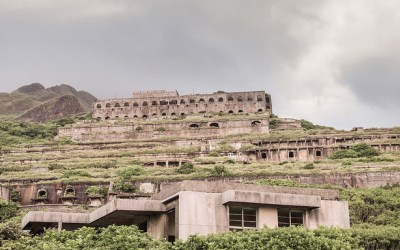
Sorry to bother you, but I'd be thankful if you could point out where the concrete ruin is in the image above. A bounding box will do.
[92,90,272,120]
[21,181,349,241]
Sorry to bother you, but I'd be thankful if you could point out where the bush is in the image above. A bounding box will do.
[303,163,315,169]
[269,118,280,129]
[0,199,18,223]
[340,184,400,226]
[61,170,91,179]
[208,152,219,157]
[174,227,360,250]
[224,159,235,164]
[211,165,228,177]
[85,186,108,197]
[1,225,171,249]
[135,126,143,131]
[113,181,136,193]
[330,143,380,159]
[155,127,166,132]
[116,166,146,179]
[176,163,195,174]
[300,119,334,130]
[0,221,23,242]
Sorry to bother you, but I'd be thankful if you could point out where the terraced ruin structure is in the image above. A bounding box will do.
[1,89,400,239]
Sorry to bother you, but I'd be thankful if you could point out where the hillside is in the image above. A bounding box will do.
[0,83,97,121]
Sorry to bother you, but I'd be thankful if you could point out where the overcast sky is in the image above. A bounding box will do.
[1,0,399,129]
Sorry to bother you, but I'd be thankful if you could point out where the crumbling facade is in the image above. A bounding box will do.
[92,90,272,120]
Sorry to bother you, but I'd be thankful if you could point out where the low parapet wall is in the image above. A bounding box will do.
[57,117,269,142]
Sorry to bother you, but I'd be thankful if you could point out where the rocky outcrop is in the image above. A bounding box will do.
[0,83,97,121]
[18,95,85,122]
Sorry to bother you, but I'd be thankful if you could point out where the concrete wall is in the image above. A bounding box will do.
[258,207,278,228]
[0,186,9,200]
[178,191,228,239]
[57,118,269,142]
[306,200,350,229]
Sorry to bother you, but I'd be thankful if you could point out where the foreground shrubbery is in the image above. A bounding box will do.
[174,227,360,250]
[0,225,170,250]
[1,225,399,250]
[341,184,400,226]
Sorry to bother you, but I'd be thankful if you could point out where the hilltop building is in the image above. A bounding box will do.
[92,90,272,120]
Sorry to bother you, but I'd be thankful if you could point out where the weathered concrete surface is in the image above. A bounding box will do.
[147,213,167,240]
[221,190,321,208]
[306,200,350,229]
[57,117,269,141]
[22,211,89,228]
[178,191,228,239]
[22,199,165,230]
[152,180,339,201]
[258,207,278,228]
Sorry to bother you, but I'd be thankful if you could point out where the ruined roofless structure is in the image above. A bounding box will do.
[92,90,272,120]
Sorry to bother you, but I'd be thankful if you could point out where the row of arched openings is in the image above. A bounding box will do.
[96,95,264,108]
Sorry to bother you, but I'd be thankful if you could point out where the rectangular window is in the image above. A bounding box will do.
[278,209,304,227]
[229,206,257,231]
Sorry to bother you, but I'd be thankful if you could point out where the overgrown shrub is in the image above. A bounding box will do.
[0,200,18,223]
[61,170,91,179]
[113,181,136,193]
[303,163,315,169]
[85,186,108,197]
[210,165,228,177]
[173,227,360,250]
[155,127,166,132]
[1,225,170,250]
[176,163,195,174]
[330,143,380,159]
[116,165,146,179]
[0,221,23,242]
[340,184,400,226]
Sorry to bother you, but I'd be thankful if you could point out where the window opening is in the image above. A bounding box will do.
[209,123,219,128]
[278,209,304,227]
[229,206,257,231]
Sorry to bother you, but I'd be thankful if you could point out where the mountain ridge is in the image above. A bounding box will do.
[0,83,97,121]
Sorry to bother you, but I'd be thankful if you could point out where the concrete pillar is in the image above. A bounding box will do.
[58,222,62,232]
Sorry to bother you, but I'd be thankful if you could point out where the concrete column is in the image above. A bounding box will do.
[58,222,62,232]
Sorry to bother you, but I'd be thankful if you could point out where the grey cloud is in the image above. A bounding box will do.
[0,0,399,129]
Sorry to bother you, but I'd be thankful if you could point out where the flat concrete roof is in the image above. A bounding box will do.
[151,180,339,201]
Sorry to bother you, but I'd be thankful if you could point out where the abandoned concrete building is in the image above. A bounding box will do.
[20,181,349,240]
[92,90,272,120]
